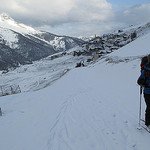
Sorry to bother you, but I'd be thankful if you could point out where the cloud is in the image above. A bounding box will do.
[69,0,113,21]
[115,4,150,25]
[39,20,119,37]
[1,1,149,36]
[0,0,113,26]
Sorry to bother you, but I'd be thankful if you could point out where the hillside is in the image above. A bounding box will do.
[0,25,150,149]
[0,13,84,70]
[1,22,150,94]
[0,51,91,93]
[77,22,150,58]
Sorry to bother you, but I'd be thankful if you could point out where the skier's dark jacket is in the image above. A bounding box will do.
[137,64,150,94]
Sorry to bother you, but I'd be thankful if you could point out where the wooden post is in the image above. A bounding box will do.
[0,86,3,96]
[10,86,13,94]
[18,85,21,93]
[0,107,2,116]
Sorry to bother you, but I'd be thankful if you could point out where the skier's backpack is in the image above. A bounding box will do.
[141,56,148,72]
[139,56,150,87]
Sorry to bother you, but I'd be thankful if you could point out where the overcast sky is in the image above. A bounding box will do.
[0,0,150,37]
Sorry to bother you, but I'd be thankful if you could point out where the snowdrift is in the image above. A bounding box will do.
[0,33,150,149]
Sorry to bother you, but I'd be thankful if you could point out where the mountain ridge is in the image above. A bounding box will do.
[0,13,84,70]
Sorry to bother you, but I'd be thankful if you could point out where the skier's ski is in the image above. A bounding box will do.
[141,125,150,133]
[140,119,145,123]
[138,119,150,133]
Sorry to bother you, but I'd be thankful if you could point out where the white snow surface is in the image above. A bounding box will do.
[49,37,66,50]
[0,52,90,92]
[109,32,150,58]
[0,31,150,150]
[0,13,77,51]
[0,27,19,49]
[0,13,40,49]
[0,13,39,35]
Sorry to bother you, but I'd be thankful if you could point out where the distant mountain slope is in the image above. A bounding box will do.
[0,13,84,70]
[77,22,150,58]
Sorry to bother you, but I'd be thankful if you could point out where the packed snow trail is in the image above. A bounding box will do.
[0,58,150,150]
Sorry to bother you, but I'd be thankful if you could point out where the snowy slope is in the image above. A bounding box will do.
[0,27,19,49]
[123,22,150,38]
[0,50,91,92]
[0,13,84,70]
[0,13,39,35]
[0,30,150,150]
[104,31,150,61]
[0,13,83,50]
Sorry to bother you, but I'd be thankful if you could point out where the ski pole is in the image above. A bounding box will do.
[139,86,143,127]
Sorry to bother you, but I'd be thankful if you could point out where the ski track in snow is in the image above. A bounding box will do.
[46,88,143,150]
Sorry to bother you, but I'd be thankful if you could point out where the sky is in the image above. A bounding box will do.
[0,0,150,37]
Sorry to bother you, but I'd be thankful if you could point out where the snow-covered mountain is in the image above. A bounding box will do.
[0,21,150,150]
[78,35,95,41]
[0,13,84,70]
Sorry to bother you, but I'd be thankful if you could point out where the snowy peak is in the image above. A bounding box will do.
[0,13,84,70]
[0,13,38,34]
[0,13,14,21]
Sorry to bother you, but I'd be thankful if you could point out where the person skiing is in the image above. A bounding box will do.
[137,54,150,129]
